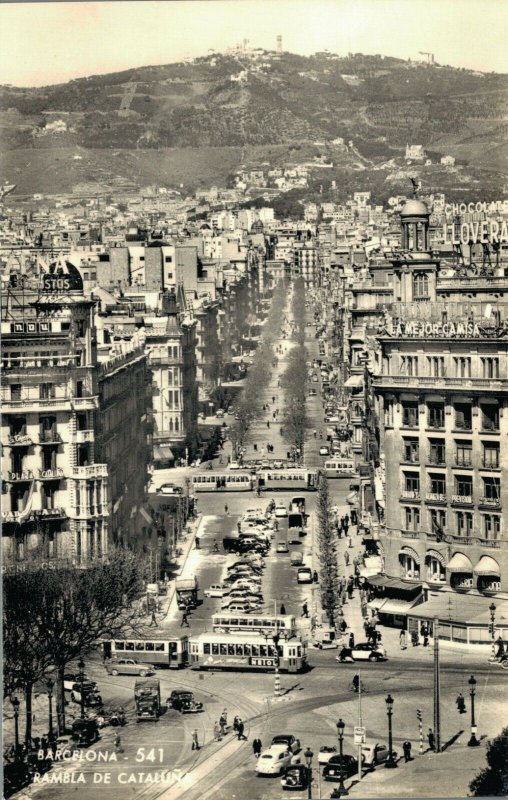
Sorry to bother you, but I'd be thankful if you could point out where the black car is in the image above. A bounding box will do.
[323,754,358,781]
[72,718,100,746]
[167,690,203,713]
[4,762,32,798]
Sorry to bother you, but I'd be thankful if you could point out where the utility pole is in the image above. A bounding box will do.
[357,668,363,780]
[433,616,441,753]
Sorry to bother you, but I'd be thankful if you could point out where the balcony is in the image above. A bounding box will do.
[427,421,445,431]
[148,355,182,367]
[72,396,99,410]
[401,530,420,539]
[454,458,473,469]
[401,490,420,501]
[426,492,447,504]
[453,421,472,432]
[73,429,94,444]
[481,458,500,470]
[71,464,108,479]
[478,538,501,549]
[7,433,33,447]
[374,375,506,392]
[70,505,107,519]
[38,468,64,480]
[2,470,34,482]
[479,496,501,509]
[450,534,473,545]
[39,431,63,445]
[451,494,473,506]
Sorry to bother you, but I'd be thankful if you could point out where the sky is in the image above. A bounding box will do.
[1,0,507,87]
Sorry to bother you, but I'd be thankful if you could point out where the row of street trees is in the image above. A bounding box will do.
[316,474,342,626]
[231,281,287,452]
[3,549,146,740]
[281,278,308,456]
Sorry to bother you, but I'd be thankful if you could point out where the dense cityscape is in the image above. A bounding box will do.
[2,18,508,800]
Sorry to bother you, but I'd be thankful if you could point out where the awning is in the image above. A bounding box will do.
[446,552,473,573]
[377,598,416,616]
[399,545,421,565]
[425,549,447,567]
[154,444,175,462]
[374,476,384,505]
[473,556,501,577]
[365,575,422,595]
[344,375,364,388]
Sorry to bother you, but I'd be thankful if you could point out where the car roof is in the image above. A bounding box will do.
[266,744,290,753]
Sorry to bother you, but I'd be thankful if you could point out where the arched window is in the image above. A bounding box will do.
[425,553,446,582]
[413,272,429,300]
[399,550,420,579]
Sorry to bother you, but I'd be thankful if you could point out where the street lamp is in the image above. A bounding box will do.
[78,657,86,720]
[335,718,349,796]
[304,747,314,800]
[273,633,281,697]
[385,694,397,768]
[46,678,54,736]
[10,696,20,759]
[489,603,497,661]
[468,675,480,747]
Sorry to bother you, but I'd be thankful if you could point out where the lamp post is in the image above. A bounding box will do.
[78,657,86,720]
[304,747,314,800]
[489,603,497,661]
[46,678,54,736]
[11,696,20,759]
[468,675,480,747]
[273,633,281,697]
[335,718,349,796]
[385,694,397,768]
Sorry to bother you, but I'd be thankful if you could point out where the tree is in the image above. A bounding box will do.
[470,728,508,796]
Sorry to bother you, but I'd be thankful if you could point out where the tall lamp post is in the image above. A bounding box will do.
[467,675,480,747]
[489,603,497,661]
[11,696,20,759]
[304,747,314,800]
[46,678,54,736]
[273,633,281,697]
[78,657,86,720]
[335,718,349,797]
[385,694,397,768]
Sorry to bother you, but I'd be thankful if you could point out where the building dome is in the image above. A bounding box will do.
[400,199,429,217]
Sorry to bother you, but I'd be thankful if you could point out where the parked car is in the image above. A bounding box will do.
[203,584,229,598]
[276,541,289,553]
[256,745,301,776]
[271,735,300,754]
[318,745,338,765]
[297,567,313,584]
[158,483,182,495]
[68,682,102,706]
[361,742,397,768]
[275,504,288,517]
[71,718,100,745]
[336,642,387,663]
[106,659,155,677]
[323,754,358,781]
[228,461,241,470]
[319,445,330,456]
[63,673,97,692]
[216,409,225,418]
[281,764,310,790]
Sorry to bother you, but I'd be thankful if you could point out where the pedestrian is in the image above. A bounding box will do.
[219,712,227,736]
[340,618,348,634]
[280,603,286,615]
[254,443,258,452]
[456,693,466,714]
[192,729,200,750]
[302,601,309,618]
[348,632,355,648]
[114,733,123,753]
[427,729,435,752]
[399,629,408,650]
[149,609,158,627]
[344,551,350,566]
[224,503,229,514]
[411,629,420,647]
[233,716,240,734]
[214,721,222,741]
[181,610,190,627]
[253,738,262,757]
[237,720,246,740]
[402,740,412,762]
[422,625,430,647]
[267,420,270,428]
[313,570,318,583]
[272,396,275,404]
[195,536,200,549]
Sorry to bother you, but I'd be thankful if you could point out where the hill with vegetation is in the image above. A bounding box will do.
[1,50,506,197]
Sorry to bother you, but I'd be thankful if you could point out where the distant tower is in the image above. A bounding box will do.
[276,35,282,54]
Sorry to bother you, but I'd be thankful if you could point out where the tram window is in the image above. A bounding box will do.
[244,644,251,655]
[135,642,145,651]
[115,642,125,651]
[145,642,155,652]
[204,643,211,655]
[260,645,267,657]
[297,647,302,656]
[220,644,228,655]
[228,644,235,655]
[155,643,164,652]
[267,645,275,656]
[231,618,239,626]
[212,643,219,655]
[235,644,243,656]
[125,642,134,651]
[251,644,259,656]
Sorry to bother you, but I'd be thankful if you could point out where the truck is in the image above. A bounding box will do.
[288,512,305,543]
[134,678,160,721]
[290,550,304,566]
[175,577,198,610]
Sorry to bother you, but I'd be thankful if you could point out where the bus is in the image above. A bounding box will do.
[104,635,188,669]
[191,472,253,492]
[257,469,317,491]
[212,612,297,637]
[188,633,307,673]
[324,459,357,478]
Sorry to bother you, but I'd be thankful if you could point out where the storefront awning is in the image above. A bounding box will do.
[425,549,447,567]
[366,575,422,595]
[377,598,417,616]
[446,552,473,573]
[154,444,175,462]
[473,556,500,577]
[344,375,364,388]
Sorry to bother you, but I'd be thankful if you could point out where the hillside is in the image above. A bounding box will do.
[1,50,507,197]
